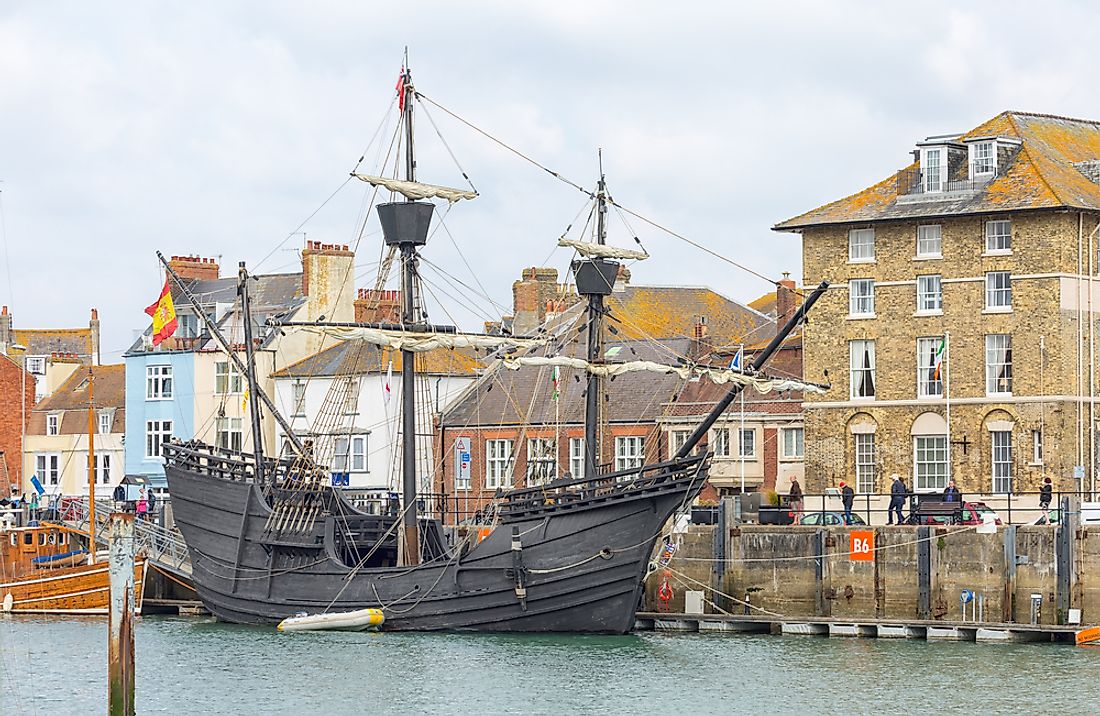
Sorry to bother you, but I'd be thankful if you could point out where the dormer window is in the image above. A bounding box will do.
[922,148,943,192]
[971,141,995,176]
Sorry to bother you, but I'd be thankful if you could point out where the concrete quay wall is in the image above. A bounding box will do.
[653,524,1093,626]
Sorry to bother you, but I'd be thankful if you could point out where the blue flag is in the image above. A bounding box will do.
[30,476,45,495]
[729,346,744,372]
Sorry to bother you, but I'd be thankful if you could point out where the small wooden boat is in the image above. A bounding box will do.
[0,523,146,614]
[277,608,385,632]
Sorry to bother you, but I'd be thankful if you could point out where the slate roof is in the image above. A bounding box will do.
[126,272,305,355]
[29,364,126,435]
[272,340,481,378]
[442,337,691,427]
[774,111,1100,231]
[15,328,93,358]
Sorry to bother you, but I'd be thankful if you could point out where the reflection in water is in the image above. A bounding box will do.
[0,616,1093,715]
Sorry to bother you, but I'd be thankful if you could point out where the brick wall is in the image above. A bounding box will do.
[0,357,35,496]
[799,210,1100,494]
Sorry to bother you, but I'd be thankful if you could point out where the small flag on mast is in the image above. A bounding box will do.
[396,67,407,112]
[144,278,178,347]
[932,338,946,382]
[383,360,394,405]
[551,366,560,401]
[729,346,744,372]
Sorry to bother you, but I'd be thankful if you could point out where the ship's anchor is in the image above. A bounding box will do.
[511,527,527,611]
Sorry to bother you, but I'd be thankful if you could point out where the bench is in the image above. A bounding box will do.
[913,499,963,524]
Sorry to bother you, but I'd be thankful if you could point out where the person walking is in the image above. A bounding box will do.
[840,481,855,525]
[788,477,804,523]
[888,474,907,525]
[1039,476,1053,524]
[136,488,149,522]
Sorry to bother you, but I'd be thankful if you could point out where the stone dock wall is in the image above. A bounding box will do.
[648,524,1095,626]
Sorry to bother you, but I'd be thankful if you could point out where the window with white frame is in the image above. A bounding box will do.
[914,435,948,491]
[738,428,756,458]
[711,428,731,457]
[782,427,804,459]
[985,334,1013,395]
[569,437,585,480]
[35,453,60,486]
[146,365,173,400]
[669,430,689,456]
[849,279,875,316]
[485,439,514,489]
[145,420,172,459]
[972,141,996,176]
[1032,429,1043,464]
[916,224,942,257]
[985,272,1011,309]
[26,356,46,375]
[848,228,875,262]
[177,313,199,339]
[916,275,942,313]
[923,148,942,192]
[292,382,307,416]
[88,453,111,485]
[215,361,243,394]
[614,436,645,471]
[333,435,368,473]
[215,417,243,452]
[98,410,112,435]
[46,413,60,436]
[985,220,1012,252]
[992,430,1012,493]
[854,434,876,493]
[849,340,876,399]
[526,438,556,484]
[916,337,945,398]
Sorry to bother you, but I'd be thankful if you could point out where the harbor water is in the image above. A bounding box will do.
[0,615,1094,715]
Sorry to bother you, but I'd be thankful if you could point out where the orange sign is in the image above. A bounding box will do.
[849,530,874,561]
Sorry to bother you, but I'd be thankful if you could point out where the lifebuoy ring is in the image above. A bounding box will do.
[657,578,673,604]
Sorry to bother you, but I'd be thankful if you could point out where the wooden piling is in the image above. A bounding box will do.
[108,513,135,716]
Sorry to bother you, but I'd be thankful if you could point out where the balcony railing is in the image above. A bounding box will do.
[897,165,998,197]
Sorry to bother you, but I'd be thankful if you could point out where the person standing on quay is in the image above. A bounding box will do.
[136,488,149,521]
[888,474,906,525]
[840,481,855,525]
[943,479,961,503]
[788,476,803,523]
[1039,476,1053,524]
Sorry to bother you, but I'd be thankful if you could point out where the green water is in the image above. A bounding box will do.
[0,615,1093,715]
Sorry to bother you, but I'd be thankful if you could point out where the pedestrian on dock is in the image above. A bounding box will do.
[788,477,803,522]
[136,488,149,521]
[1039,476,1053,523]
[888,474,906,525]
[943,479,961,503]
[840,481,855,525]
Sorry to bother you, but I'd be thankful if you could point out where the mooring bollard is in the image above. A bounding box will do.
[108,512,135,716]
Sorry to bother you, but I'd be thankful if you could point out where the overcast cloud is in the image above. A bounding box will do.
[0,1,1094,356]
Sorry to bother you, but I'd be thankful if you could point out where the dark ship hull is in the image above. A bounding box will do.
[164,442,708,633]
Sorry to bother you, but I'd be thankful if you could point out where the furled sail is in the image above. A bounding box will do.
[352,173,478,203]
[499,355,828,394]
[557,238,649,261]
[298,326,542,353]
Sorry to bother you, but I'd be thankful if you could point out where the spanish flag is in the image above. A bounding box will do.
[144,278,178,346]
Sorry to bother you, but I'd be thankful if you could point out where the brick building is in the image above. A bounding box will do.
[774,111,1100,496]
[435,266,781,522]
[0,355,35,497]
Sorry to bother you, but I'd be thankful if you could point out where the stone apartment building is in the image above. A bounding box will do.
[774,111,1100,496]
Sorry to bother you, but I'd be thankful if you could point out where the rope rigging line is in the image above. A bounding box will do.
[415,91,800,295]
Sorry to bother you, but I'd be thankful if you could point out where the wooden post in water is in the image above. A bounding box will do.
[108,512,135,716]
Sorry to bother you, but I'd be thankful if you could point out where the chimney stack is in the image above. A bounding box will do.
[301,241,355,322]
[89,308,101,365]
[776,272,799,336]
[0,306,10,350]
[167,255,220,282]
[512,267,560,336]
[355,288,402,324]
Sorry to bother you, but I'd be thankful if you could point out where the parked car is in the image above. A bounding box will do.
[912,501,1002,526]
[800,511,867,526]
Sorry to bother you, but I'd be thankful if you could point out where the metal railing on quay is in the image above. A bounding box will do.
[54,496,192,576]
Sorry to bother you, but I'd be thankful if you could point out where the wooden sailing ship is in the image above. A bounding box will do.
[162,65,828,632]
[0,358,146,614]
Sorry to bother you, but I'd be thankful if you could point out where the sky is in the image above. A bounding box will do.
[0,1,1097,358]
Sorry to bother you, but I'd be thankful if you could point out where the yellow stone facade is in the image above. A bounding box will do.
[797,210,1100,495]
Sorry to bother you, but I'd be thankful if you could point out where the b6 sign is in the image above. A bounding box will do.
[849,530,874,561]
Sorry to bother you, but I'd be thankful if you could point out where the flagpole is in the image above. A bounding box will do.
[945,330,951,485]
